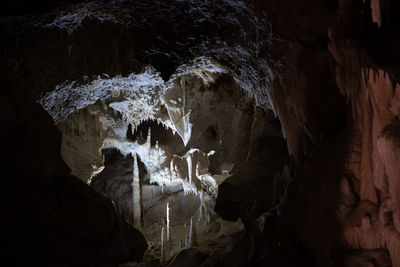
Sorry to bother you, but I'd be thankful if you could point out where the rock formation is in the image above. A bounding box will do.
[1,0,400,266]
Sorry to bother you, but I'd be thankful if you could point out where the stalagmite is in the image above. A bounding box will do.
[132,153,141,229]
[146,127,151,146]
[166,202,170,241]
[170,159,174,181]
[130,123,134,135]
[188,216,193,248]
[185,232,188,247]
[187,154,192,185]
[145,127,152,181]
[195,163,200,179]
[161,226,165,263]
[156,140,161,159]
[146,127,151,159]
[199,190,204,221]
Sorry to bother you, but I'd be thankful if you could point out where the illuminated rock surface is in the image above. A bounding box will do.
[2,0,400,266]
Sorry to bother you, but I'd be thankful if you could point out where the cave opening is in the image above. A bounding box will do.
[6,0,400,266]
[38,56,284,264]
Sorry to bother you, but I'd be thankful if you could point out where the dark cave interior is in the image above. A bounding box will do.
[1,0,400,266]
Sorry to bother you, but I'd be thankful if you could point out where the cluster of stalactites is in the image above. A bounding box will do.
[130,118,177,138]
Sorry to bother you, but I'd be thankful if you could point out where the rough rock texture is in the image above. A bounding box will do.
[217,0,400,266]
[213,107,291,266]
[2,0,400,266]
[60,61,259,263]
[0,96,148,266]
[328,5,400,262]
[168,248,208,267]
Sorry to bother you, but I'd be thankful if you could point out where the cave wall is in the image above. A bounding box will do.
[329,1,400,264]
[235,0,400,266]
[0,94,148,266]
[0,2,150,266]
[2,0,400,266]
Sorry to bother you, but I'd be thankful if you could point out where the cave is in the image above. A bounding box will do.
[1,0,400,266]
